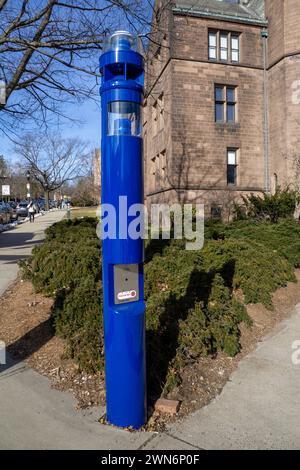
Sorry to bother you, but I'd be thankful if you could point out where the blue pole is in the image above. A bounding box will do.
[100,31,146,429]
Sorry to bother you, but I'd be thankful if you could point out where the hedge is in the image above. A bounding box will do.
[21,217,299,398]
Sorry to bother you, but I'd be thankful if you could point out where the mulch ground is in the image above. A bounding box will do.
[1,271,300,430]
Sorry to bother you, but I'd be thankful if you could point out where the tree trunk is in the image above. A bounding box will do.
[45,190,50,211]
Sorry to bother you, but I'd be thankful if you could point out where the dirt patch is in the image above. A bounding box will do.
[0,277,105,410]
[167,270,300,419]
[1,271,300,430]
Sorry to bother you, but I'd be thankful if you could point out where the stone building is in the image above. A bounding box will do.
[143,0,300,218]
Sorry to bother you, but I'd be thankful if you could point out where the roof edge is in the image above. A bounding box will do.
[172,6,268,27]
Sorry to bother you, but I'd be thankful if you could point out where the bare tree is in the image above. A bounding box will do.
[0,154,9,178]
[0,0,159,138]
[71,175,96,206]
[14,132,92,209]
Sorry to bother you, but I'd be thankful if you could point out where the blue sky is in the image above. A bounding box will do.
[2,96,102,163]
[0,1,153,163]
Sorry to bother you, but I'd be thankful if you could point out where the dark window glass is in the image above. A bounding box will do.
[227,164,236,185]
[226,87,235,102]
[211,206,222,220]
[227,104,235,122]
[215,86,224,101]
[215,85,236,123]
[215,103,224,122]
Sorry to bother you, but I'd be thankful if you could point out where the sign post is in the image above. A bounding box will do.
[100,31,146,429]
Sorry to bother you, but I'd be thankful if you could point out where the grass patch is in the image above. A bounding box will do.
[69,206,98,220]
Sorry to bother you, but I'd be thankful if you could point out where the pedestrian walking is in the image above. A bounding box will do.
[27,201,36,223]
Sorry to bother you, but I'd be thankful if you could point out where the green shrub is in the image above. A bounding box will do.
[206,219,300,268]
[242,188,299,223]
[201,239,295,308]
[22,218,102,373]
[21,217,299,398]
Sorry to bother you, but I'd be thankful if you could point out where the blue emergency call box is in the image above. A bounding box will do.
[100,31,146,429]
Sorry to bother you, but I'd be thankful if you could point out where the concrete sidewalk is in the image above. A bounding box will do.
[1,212,300,449]
[1,304,300,449]
[0,211,66,296]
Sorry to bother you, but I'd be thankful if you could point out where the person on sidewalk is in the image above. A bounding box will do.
[27,201,36,223]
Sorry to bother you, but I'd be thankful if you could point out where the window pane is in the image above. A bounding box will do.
[226,87,235,102]
[227,104,235,122]
[209,33,217,47]
[220,35,228,48]
[215,86,223,101]
[220,49,228,61]
[231,50,239,62]
[227,165,236,185]
[108,101,141,136]
[231,36,239,50]
[209,47,216,59]
[227,150,236,165]
[215,103,224,122]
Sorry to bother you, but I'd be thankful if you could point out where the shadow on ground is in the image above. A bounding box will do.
[0,319,54,374]
[145,239,236,414]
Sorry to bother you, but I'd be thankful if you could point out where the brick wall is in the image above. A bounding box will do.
[144,2,300,216]
[144,11,266,215]
[266,0,300,189]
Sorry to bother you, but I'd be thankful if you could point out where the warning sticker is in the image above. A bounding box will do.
[117,290,137,301]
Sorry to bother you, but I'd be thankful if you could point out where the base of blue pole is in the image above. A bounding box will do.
[104,302,147,429]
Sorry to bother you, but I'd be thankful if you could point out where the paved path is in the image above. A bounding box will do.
[1,213,300,449]
[0,211,65,296]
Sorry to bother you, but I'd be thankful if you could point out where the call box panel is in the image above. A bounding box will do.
[114,264,139,304]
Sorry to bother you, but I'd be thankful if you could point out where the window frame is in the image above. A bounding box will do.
[214,85,237,124]
[208,31,217,60]
[208,30,240,64]
[226,86,236,123]
[227,148,238,186]
[215,85,225,122]
[231,34,240,63]
[220,33,228,62]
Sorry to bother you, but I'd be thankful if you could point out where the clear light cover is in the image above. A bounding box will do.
[104,31,143,54]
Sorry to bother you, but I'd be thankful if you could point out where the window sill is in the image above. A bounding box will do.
[208,59,240,65]
[215,122,240,128]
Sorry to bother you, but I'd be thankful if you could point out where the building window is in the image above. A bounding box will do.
[215,86,225,122]
[152,101,158,135]
[160,149,167,182]
[220,34,228,61]
[215,85,237,123]
[227,149,238,185]
[208,30,240,63]
[211,205,222,220]
[208,32,217,60]
[231,35,239,62]
[157,93,164,131]
[226,87,236,122]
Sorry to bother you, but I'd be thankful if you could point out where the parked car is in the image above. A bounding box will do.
[0,202,12,225]
[37,198,45,211]
[16,201,29,218]
[7,201,18,221]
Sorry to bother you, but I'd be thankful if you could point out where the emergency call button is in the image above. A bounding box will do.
[114,264,139,304]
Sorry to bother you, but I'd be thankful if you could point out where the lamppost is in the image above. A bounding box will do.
[26,170,31,201]
[100,31,146,429]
